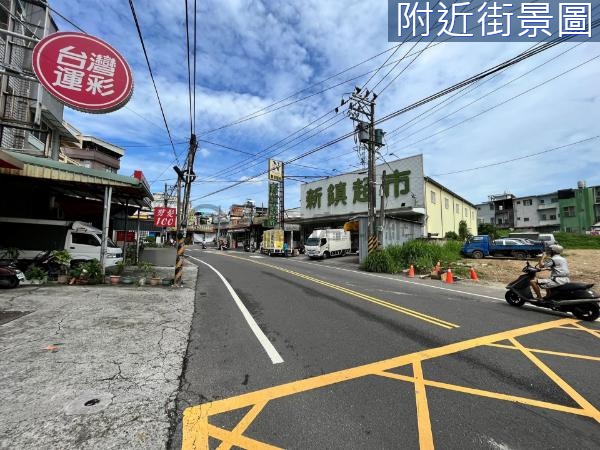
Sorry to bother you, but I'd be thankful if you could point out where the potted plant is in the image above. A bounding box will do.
[80,259,103,285]
[109,260,125,284]
[51,250,71,283]
[138,261,153,286]
[25,266,47,285]
[150,271,162,286]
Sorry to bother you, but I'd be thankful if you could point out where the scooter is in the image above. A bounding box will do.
[0,261,25,288]
[505,262,600,321]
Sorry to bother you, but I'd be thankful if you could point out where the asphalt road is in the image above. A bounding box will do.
[169,247,600,450]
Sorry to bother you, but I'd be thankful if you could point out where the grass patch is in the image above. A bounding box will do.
[364,239,464,274]
[555,232,600,249]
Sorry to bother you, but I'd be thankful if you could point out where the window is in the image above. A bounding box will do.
[489,204,494,210]
[477,206,481,211]
[517,217,521,221]
[71,233,100,246]
[551,197,558,203]
[550,214,556,220]
[517,201,521,204]
[499,205,503,211]
[464,207,467,217]
[497,218,503,225]
[539,199,545,204]
[471,211,474,219]
[523,199,533,206]
[430,191,437,204]
[456,204,460,213]
[541,214,547,220]
[445,198,449,209]
[524,218,530,222]
[563,206,575,217]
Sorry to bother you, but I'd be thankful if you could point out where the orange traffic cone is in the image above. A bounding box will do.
[445,268,454,284]
[470,267,479,281]
[408,264,415,278]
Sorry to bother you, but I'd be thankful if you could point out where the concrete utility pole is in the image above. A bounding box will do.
[346,87,384,253]
[379,170,386,248]
[173,134,198,287]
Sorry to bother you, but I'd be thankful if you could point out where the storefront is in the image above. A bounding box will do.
[295,154,477,256]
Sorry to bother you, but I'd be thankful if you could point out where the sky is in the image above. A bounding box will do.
[50,0,600,211]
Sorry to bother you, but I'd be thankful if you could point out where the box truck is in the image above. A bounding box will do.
[305,229,351,259]
[0,217,123,268]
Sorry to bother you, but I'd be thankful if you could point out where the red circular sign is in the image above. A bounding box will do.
[32,32,133,113]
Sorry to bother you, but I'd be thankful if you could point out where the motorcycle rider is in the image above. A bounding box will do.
[530,244,570,300]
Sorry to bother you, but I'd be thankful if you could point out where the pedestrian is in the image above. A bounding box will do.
[283,241,289,257]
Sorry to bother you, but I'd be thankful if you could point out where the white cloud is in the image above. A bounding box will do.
[51,0,600,210]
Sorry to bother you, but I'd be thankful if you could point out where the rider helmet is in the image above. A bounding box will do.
[548,244,564,255]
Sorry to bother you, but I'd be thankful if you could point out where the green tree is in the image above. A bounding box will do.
[477,223,497,238]
[458,220,472,241]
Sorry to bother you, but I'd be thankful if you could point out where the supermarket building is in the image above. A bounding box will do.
[295,155,477,249]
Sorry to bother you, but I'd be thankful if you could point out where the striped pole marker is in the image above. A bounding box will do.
[174,231,185,287]
[368,235,379,254]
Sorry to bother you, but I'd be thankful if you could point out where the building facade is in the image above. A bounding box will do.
[476,182,600,234]
[60,123,124,173]
[424,177,477,238]
[298,154,477,245]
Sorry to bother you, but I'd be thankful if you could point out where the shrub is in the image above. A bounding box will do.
[81,259,103,284]
[25,266,47,281]
[554,232,600,249]
[458,220,472,240]
[445,231,459,240]
[370,240,463,274]
[364,250,396,273]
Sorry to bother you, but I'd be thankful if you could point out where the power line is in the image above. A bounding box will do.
[193,0,198,134]
[127,0,180,164]
[191,28,596,201]
[389,52,600,153]
[431,135,600,176]
[46,5,87,33]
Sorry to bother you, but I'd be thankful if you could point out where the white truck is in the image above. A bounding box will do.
[0,217,123,268]
[305,229,351,259]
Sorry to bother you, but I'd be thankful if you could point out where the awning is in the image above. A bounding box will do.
[0,151,153,208]
[0,149,24,170]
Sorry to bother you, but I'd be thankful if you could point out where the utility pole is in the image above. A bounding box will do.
[346,87,383,254]
[379,170,386,248]
[173,134,198,287]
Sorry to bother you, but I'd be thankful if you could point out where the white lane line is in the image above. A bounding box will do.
[188,255,284,364]
[282,258,505,302]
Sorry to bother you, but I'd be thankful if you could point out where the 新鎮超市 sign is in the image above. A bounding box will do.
[300,154,424,219]
[32,32,133,113]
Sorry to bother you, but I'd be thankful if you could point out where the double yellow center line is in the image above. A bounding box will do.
[209,253,460,330]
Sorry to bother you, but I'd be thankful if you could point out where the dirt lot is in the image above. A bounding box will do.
[466,250,600,286]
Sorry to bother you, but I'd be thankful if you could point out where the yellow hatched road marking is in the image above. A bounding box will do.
[486,342,600,362]
[207,252,459,329]
[413,361,434,450]
[376,371,591,417]
[208,424,283,450]
[572,322,600,339]
[182,318,579,449]
[508,337,600,423]
[216,401,269,450]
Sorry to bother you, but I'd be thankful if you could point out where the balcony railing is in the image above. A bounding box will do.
[537,203,558,210]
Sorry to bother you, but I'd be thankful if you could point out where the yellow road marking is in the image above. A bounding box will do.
[413,361,435,450]
[182,318,577,448]
[208,424,283,450]
[486,343,600,362]
[205,252,459,329]
[508,337,600,423]
[572,322,600,339]
[182,405,209,450]
[216,401,269,450]
[377,371,590,417]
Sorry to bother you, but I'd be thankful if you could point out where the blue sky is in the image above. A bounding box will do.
[50,0,600,210]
